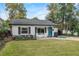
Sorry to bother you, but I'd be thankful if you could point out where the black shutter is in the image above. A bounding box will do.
[45,27,46,33]
[29,27,30,34]
[18,27,20,34]
[35,27,37,39]
[35,27,37,33]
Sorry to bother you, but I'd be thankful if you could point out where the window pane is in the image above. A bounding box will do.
[22,28,27,30]
[38,28,40,33]
[22,31,28,33]
[41,29,44,33]
[37,28,44,34]
[45,27,46,33]
[21,28,28,33]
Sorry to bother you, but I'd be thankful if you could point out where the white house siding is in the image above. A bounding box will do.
[52,30,54,37]
[12,25,19,36]
[31,26,35,36]
[12,25,35,36]
[11,25,55,37]
[19,26,33,35]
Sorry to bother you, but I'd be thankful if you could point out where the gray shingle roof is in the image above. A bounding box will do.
[10,19,54,26]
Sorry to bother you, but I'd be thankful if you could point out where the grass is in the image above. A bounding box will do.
[0,40,79,56]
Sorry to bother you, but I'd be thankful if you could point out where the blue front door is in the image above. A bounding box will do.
[48,27,52,37]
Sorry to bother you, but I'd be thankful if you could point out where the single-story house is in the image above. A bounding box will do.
[10,19,58,38]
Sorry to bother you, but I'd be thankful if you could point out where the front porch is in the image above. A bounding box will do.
[35,26,54,38]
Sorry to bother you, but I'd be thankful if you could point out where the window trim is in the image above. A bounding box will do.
[21,27,28,34]
[20,27,29,34]
[37,28,45,34]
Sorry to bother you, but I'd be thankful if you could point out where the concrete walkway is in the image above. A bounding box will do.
[66,37,79,41]
[37,36,79,41]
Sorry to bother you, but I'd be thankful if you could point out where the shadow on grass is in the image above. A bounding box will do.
[0,40,5,51]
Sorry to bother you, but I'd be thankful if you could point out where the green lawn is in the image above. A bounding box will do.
[0,40,79,56]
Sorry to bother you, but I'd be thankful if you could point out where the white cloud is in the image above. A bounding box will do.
[0,10,8,20]
[0,3,49,20]
[27,6,49,20]
[0,7,49,20]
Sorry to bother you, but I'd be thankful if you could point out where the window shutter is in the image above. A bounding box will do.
[35,27,37,33]
[18,27,20,34]
[29,27,30,34]
[45,27,46,33]
[35,27,37,39]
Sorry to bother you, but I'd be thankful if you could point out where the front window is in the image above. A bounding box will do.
[21,28,28,34]
[37,28,44,34]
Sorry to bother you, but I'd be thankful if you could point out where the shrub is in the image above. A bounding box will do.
[0,28,6,40]
[14,35,36,40]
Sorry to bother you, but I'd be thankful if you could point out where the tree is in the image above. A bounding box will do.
[47,3,66,31]
[47,4,60,23]
[59,3,76,34]
[47,3,78,35]
[32,17,39,20]
[3,20,10,29]
[5,3,27,20]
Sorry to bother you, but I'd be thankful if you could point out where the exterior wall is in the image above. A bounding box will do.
[11,25,55,37]
[12,26,19,36]
[12,25,35,36]
[31,26,35,36]
[52,29,54,37]
[19,26,35,36]
[53,28,58,36]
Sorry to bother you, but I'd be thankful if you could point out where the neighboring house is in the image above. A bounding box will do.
[10,19,58,38]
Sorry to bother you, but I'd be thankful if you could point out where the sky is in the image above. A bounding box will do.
[0,3,49,20]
